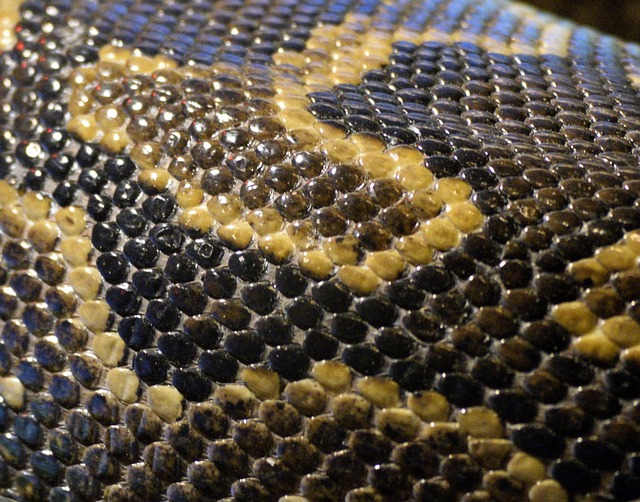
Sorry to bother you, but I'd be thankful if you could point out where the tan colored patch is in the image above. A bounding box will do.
[374,407,420,441]
[147,385,184,421]
[507,452,547,486]
[78,300,112,333]
[298,250,335,280]
[528,479,569,502]
[337,265,380,295]
[0,376,25,410]
[68,266,102,300]
[241,367,281,400]
[67,49,176,153]
[92,332,127,367]
[553,301,599,336]
[365,250,405,281]
[601,316,640,348]
[457,407,505,439]
[0,180,107,349]
[60,236,93,266]
[283,379,327,416]
[312,360,352,393]
[0,0,21,51]
[558,230,640,364]
[106,368,140,404]
[572,332,620,365]
[67,45,487,296]
[268,39,488,287]
[0,181,131,426]
[407,390,451,422]
[356,376,400,409]
[469,438,512,469]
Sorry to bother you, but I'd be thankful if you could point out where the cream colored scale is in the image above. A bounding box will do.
[0,0,22,51]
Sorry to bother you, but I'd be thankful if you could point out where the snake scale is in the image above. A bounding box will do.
[1,0,640,500]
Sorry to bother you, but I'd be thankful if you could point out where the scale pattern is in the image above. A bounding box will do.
[1,0,640,501]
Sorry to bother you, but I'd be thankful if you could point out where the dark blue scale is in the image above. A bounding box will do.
[14,360,44,392]
[157,331,198,367]
[255,316,292,347]
[267,344,310,380]
[198,349,239,382]
[0,292,19,326]
[142,194,178,223]
[49,374,80,408]
[14,472,47,501]
[106,284,142,317]
[186,237,224,268]
[0,344,11,375]
[228,250,267,282]
[104,157,136,182]
[92,222,121,253]
[374,328,415,359]
[436,372,485,407]
[330,312,368,344]
[86,194,113,221]
[52,181,79,206]
[66,465,102,500]
[285,296,323,329]
[116,208,148,237]
[82,444,120,482]
[113,181,142,208]
[66,410,100,446]
[96,252,130,284]
[30,451,65,485]
[129,269,167,301]
[123,239,159,269]
[14,414,43,448]
[9,273,41,302]
[118,316,156,350]
[74,143,101,168]
[0,434,28,468]
[54,320,88,354]
[33,340,67,373]
[342,343,385,376]
[240,283,278,315]
[345,115,381,132]
[302,329,339,361]
[182,314,223,351]
[169,282,208,316]
[223,330,264,365]
[86,392,120,426]
[389,359,434,391]
[164,253,198,283]
[30,396,61,428]
[145,299,181,331]
[40,129,69,152]
[172,368,212,402]
[133,349,170,385]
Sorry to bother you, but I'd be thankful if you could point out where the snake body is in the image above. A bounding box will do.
[1,0,640,500]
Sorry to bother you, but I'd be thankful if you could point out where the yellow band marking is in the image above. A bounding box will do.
[64,46,487,294]
[0,179,136,422]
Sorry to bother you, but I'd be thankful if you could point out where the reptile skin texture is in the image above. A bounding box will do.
[3,0,640,500]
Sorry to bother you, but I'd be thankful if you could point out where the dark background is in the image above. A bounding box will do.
[523,0,640,41]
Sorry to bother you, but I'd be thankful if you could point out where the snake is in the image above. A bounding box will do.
[1,0,640,500]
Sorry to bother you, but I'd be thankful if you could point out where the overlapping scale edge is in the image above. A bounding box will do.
[1,0,640,501]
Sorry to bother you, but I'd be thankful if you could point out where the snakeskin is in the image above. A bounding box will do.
[1,1,640,501]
